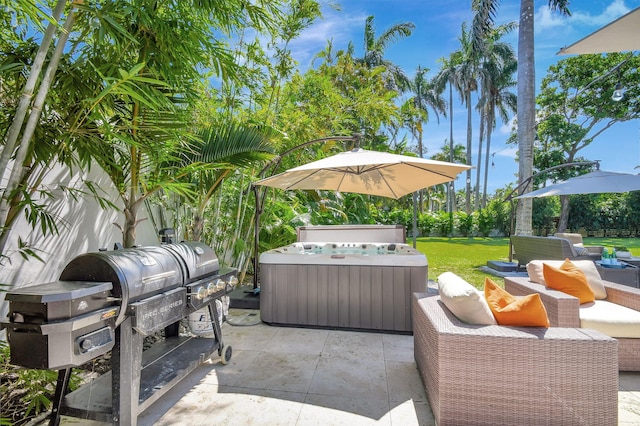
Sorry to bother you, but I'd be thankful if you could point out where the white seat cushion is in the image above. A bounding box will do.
[579,300,640,338]
[437,272,497,325]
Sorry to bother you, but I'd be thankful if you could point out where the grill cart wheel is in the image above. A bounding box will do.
[220,344,233,365]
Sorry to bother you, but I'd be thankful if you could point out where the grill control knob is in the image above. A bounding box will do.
[81,339,93,351]
[214,278,224,291]
[196,286,207,300]
[207,281,217,295]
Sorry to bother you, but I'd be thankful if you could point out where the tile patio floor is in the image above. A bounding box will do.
[128,309,640,426]
[56,308,640,425]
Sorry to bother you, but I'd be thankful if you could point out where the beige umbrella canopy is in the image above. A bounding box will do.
[255,148,471,199]
[558,6,640,55]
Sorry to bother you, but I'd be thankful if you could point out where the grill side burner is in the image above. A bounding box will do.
[1,240,237,425]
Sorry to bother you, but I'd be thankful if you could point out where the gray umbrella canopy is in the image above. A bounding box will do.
[558,6,640,55]
[255,148,471,199]
[515,170,640,198]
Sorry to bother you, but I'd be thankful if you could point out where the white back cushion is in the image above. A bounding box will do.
[438,272,497,325]
[527,260,607,299]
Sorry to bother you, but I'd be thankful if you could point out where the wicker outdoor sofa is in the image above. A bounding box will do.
[505,275,640,371]
[510,235,602,268]
[412,293,618,425]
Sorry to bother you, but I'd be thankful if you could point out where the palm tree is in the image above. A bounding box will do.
[181,122,275,242]
[472,0,570,233]
[434,52,463,213]
[405,66,446,158]
[359,15,415,93]
[481,50,517,208]
[403,66,446,211]
[431,143,467,211]
[515,0,570,235]
[454,23,478,214]
[473,24,517,209]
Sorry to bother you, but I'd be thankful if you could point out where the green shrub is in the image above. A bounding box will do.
[417,212,436,236]
[477,209,493,236]
[434,211,454,237]
[0,342,81,425]
[454,211,475,236]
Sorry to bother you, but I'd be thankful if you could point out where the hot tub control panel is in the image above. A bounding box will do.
[273,242,421,255]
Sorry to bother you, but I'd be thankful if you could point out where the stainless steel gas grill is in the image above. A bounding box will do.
[1,241,237,426]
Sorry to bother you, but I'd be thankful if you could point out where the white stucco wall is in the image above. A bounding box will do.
[0,163,159,322]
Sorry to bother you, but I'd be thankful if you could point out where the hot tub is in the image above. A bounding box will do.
[259,225,428,333]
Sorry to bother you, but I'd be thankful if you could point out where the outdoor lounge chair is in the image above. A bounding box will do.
[554,232,604,255]
[412,293,618,425]
[510,235,601,268]
[505,275,640,371]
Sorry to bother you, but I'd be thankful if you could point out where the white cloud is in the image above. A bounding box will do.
[495,146,518,159]
[536,5,567,31]
[569,0,631,26]
[499,116,517,135]
[537,0,633,32]
[289,10,367,69]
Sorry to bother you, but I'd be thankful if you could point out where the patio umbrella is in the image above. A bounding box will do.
[514,170,640,198]
[558,6,640,55]
[254,147,471,199]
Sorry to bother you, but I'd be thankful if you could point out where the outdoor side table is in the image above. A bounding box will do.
[595,261,640,288]
[619,256,640,268]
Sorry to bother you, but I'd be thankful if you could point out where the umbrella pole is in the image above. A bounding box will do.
[412,192,418,248]
[252,184,261,289]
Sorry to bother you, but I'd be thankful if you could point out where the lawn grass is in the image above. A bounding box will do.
[415,236,640,289]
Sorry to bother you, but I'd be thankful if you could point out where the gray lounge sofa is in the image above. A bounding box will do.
[511,235,601,268]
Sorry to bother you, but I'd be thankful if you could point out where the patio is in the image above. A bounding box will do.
[127,308,639,425]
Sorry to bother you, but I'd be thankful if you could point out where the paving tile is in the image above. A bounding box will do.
[382,333,414,363]
[619,371,640,391]
[386,399,435,426]
[385,361,427,404]
[619,390,640,425]
[300,393,391,425]
[308,352,387,400]
[230,350,319,393]
[322,329,385,360]
[57,312,640,426]
[146,385,305,426]
[269,326,330,355]
[219,322,280,351]
[197,348,263,387]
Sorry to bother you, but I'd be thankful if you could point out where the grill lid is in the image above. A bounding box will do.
[161,242,219,282]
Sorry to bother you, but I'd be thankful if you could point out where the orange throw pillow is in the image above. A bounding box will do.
[484,278,550,327]
[542,259,595,304]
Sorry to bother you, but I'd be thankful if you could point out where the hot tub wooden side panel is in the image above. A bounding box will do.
[259,263,427,332]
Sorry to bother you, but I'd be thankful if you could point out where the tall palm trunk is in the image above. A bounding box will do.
[475,109,485,211]
[448,82,456,213]
[418,126,424,213]
[482,108,495,208]
[465,90,473,214]
[515,0,535,235]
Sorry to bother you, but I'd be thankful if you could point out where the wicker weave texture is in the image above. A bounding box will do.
[505,278,581,327]
[505,276,640,371]
[510,236,600,267]
[412,294,618,425]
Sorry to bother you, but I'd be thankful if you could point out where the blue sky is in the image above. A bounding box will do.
[286,0,640,194]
